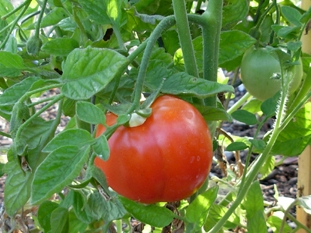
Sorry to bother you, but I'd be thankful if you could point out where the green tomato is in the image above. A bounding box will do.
[240,47,303,101]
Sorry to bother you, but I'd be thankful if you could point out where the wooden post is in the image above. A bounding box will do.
[297,0,311,232]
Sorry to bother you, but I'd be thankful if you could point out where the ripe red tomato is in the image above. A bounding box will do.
[94,95,213,204]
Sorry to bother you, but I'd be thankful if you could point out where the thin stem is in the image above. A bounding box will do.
[0,0,31,49]
[227,92,252,115]
[0,131,11,138]
[1,0,30,20]
[195,0,203,13]
[108,40,148,104]
[208,66,294,233]
[35,0,48,38]
[285,211,311,233]
[112,24,126,51]
[19,83,62,103]
[223,68,239,110]
[172,0,199,77]
[28,95,58,108]
[127,16,176,113]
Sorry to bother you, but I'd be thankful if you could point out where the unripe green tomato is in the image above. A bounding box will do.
[240,47,303,101]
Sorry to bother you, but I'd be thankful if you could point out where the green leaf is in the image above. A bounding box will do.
[76,101,106,125]
[78,0,112,25]
[27,7,68,29]
[242,181,267,233]
[250,139,266,152]
[261,92,280,117]
[68,209,88,233]
[242,98,262,114]
[267,214,292,233]
[270,102,311,156]
[0,76,39,106]
[231,109,258,125]
[195,105,233,122]
[298,196,311,214]
[146,72,234,98]
[0,51,24,77]
[259,155,275,179]
[41,38,79,56]
[186,186,218,229]
[0,0,13,18]
[219,30,256,65]
[281,6,302,27]
[72,191,94,224]
[93,134,110,161]
[226,142,249,151]
[15,118,55,161]
[204,203,240,231]
[4,153,31,216]
[31,146,90,204]
[61,47,128,100]
[37,201,59,232]
[119,196,174,228]
[43,128,93,153]
[300,6,311,24]
[87,191,126,222]
[50,207,69,233]
[222,0,249,29]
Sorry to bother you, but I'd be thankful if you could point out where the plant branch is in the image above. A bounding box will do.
[35,0,48,38]
[127,16,176,113]
[172,0,199,77]
[208,64,297,233]
[0,0,31,49]
[201,0,223,107]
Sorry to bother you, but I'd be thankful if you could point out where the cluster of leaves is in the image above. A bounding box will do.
[0,0,311,232]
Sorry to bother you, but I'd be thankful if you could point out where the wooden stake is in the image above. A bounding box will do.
[297,146,311,232]
[297,1,311,231]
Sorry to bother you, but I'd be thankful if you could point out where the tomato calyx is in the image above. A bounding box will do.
[128,108,152,127]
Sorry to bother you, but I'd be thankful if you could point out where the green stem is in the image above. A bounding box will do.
[0,131,11,138]
[112,24,126,51]
[19,83,62,103]
[127,16,176,113]
[208,69,294,233]
[108,39,148,104]
[227,92,252,115]
[28,95,58,108]
[0,0,31,49]
[172,0,199,77]
[195,0,203,13]
[1,0,30,20]
[202,0,223,107]
[238,116,268,195]
[35,0,48,38]
[285,211,311,233]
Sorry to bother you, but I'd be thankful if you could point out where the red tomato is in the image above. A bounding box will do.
[94,95,213,203]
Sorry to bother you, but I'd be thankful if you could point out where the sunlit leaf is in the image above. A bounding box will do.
[119,196,174,227]
[61,47,128,100]
[31,146,90,204]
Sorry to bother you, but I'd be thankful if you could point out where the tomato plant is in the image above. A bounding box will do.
[95,95,213,203]
[1,0,311,232]
[240,47,303,101]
